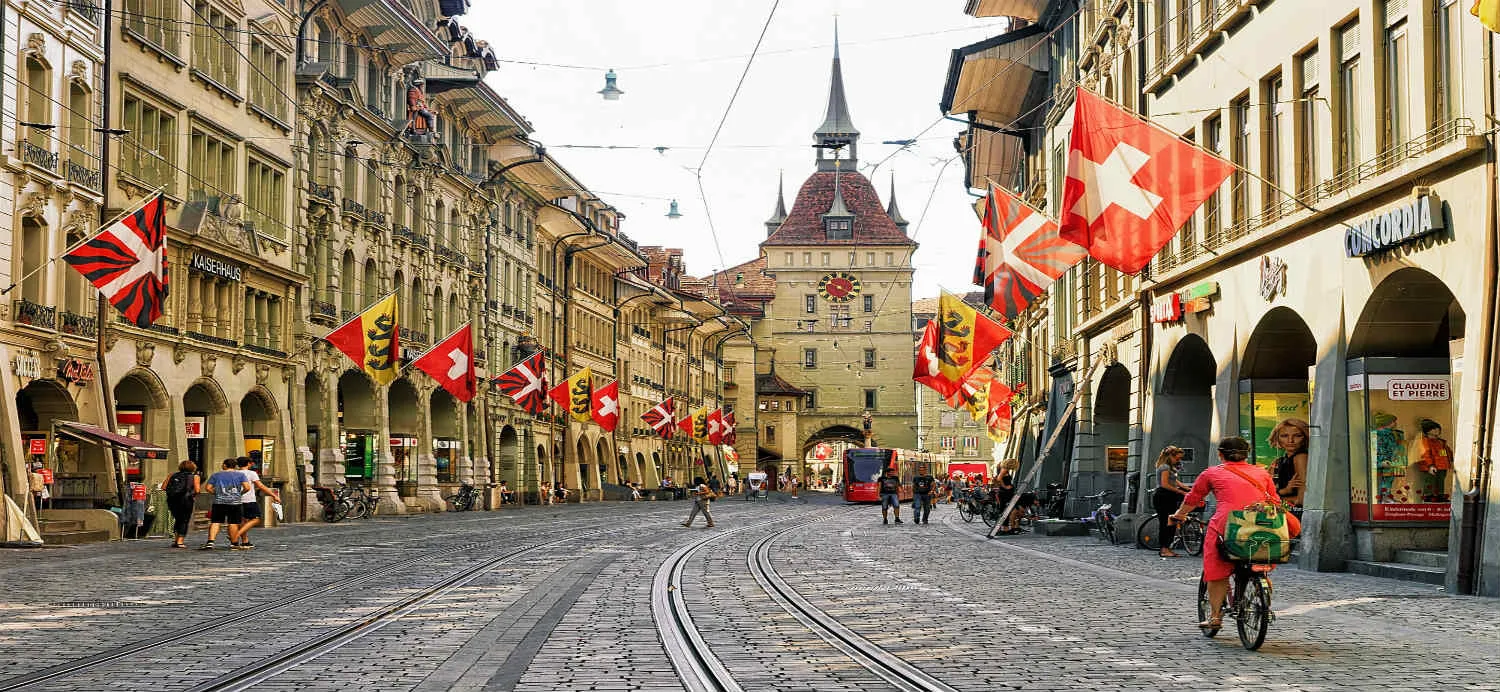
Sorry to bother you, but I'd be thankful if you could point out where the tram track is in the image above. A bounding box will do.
[657,507,956,692]
[0,509,684,692]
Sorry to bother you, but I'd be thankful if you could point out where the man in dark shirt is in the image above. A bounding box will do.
[911,464,937,525]
[878,467,902,525]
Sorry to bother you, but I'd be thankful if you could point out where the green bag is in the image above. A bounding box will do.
[1221,465,1293,564]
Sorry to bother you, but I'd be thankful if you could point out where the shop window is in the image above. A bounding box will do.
[1347,358,1454,522]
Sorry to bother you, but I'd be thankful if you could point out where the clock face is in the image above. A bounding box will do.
[818,272,862,302]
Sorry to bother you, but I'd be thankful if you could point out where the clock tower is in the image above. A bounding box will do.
[749,31,918,474]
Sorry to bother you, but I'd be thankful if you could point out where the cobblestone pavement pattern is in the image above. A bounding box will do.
[2,493,1497,691]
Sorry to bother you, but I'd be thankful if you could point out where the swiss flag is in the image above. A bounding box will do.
[722,411,736,446]
[410,324,475,402]
[1059,87,1235,273]
[706,409,724,445]
[913,320,959,397]
[590,379,620,432]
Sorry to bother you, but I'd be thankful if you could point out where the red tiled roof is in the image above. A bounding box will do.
[756,372,809,396]
[708,256,776,299]
[764,169,917,247]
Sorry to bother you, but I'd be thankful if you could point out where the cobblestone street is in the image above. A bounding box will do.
[2,495,1498,691]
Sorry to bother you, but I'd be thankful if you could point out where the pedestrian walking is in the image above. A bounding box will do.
[199,459,251,550]
[878,466,902,524]
[159,460,200,548]
[28,464,45,513]
[234,457,280,550]
[911,464,936,524]
[682,476,716,528]
[787,474,800,499]
[708,475,722,495]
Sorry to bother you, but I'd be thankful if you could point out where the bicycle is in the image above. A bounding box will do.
[1080,490,1116,543]
[1197,538,1278,651]
[1137,504,1206,556]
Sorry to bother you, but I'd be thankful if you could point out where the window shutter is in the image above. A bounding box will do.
[1384,0,1408,23]
[1300,51,1319,88]
[1340,22,1361,61]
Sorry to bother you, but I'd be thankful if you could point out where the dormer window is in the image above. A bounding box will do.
[825,218,852,239]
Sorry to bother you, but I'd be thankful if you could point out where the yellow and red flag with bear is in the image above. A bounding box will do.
[936,292,1010,385]
[548,367,593,422]
[325,293,400,386]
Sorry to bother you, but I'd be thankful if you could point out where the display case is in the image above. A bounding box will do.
[1346,357,1454,523]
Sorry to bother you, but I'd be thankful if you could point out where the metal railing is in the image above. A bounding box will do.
[343,198,366,217]
[66,160,101,189]
[13,299,56,329]
[308,182,335,202]
[19,140,58,172]
[59,310,97,337]
[366,210,388,226]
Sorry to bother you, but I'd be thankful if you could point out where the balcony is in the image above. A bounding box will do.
[343,198,366,218]
[468,259,485,274]
[310,300,338,324]
[186,330,239,348]
[308,182,336,203]
[403,328,429,347]
[59,310,97,338]
[19,140,58,173]
[366,210,388,227]
[393,225,415,243]
[341,309,358,322]
[12,299,56,329]
[66,160,101,190]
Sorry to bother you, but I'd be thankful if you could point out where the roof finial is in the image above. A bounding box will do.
[887,171,909,230]
[815,18,859,170]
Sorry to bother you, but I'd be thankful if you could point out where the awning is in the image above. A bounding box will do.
[958,127,1026,191]
[941,24,1050,128]
[964,0,1051,21]
[425,69,530,140]
[53,421,169,460]
[331,0,448,68]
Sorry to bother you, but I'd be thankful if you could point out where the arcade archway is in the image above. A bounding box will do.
[1152,334,1216,476]
[1240,307,1317,465]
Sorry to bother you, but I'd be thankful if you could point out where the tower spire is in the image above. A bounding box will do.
[765,171,789,236]
[886,172,909,231]
[814,19,859,171]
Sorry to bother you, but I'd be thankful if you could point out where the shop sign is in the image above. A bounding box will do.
[185,417,206,439]
[56,358,95,386]
[1259,256,1286,301]
[28,438,47,455]
[12,353,41,379]
[433,439,461,449]
[1344,193,1443,257]
[39,468,53,483]
[189,253,244,282]
[1387,378,1450,401]
[1150,294,1182,323]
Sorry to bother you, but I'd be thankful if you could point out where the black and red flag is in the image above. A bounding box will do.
[642,397,675,439]
[63,194,169,328]
[494,351,548,414]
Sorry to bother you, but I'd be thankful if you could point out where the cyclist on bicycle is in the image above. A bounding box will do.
[1168,436,1277,629]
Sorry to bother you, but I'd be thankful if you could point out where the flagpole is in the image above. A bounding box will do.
[96,0,127,508]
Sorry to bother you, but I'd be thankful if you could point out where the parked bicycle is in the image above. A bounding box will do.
[343,485,379,519]
[447,480,480,512]
[313,485,347,523]
[1137,503,1206,556]
[1038,483,1069,518]
[1080,490,1117,543]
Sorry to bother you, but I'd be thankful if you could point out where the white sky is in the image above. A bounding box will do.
[466,1,1007,299]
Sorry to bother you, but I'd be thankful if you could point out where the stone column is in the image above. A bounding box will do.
[186,275,202,333]
[243,289,257,345]
[372,384,403,514]
[416,390,440,511]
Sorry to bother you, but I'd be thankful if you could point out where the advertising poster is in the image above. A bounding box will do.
[1250,392,1311,466]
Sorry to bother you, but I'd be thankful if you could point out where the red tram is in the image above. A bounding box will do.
[842,447,945,503]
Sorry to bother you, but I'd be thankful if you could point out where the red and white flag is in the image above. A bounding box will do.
[63,194,170,328]
[913,320,959,397]
[974,183,1086,318]
[495,351,547,413]
[722,411,737,446]
[706,409,724,445]
[411,323,476,402]
[1059,87,1235,273]
[642,397,675,439]
[590,379,620,432]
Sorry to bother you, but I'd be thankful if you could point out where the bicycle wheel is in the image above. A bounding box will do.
[1197,577,1219,638]
[1180,519,1206,556]
[346,498,367,520]
[981,504,999,528]
[1237,575,1272,650]
[957,501,974,523]
[1098,517,1116,543]
[1137,514,1162,550]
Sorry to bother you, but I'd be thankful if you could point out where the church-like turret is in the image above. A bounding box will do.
[886,174,909,232]
[814,24,858,171]
[764,172,788,236]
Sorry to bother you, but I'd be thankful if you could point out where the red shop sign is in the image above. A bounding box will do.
[130,483,148,501]
[39,468,54,484]
[1150,293,1183,323]
[28,438,47,455]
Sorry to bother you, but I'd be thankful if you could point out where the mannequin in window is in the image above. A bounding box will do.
[1415,419,1452,502]
[1371,411,1406,503]
[405,77,434,137]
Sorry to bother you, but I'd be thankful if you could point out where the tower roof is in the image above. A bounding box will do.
[814,24,859,141]
[886,175,909,228]
[764,172,788,225]
[764,169,916,247]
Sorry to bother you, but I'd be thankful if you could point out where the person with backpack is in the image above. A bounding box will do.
[159,460,200,548]
[1168,437,1286,630]
[878,466,903,524]
[910,464,936,524]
